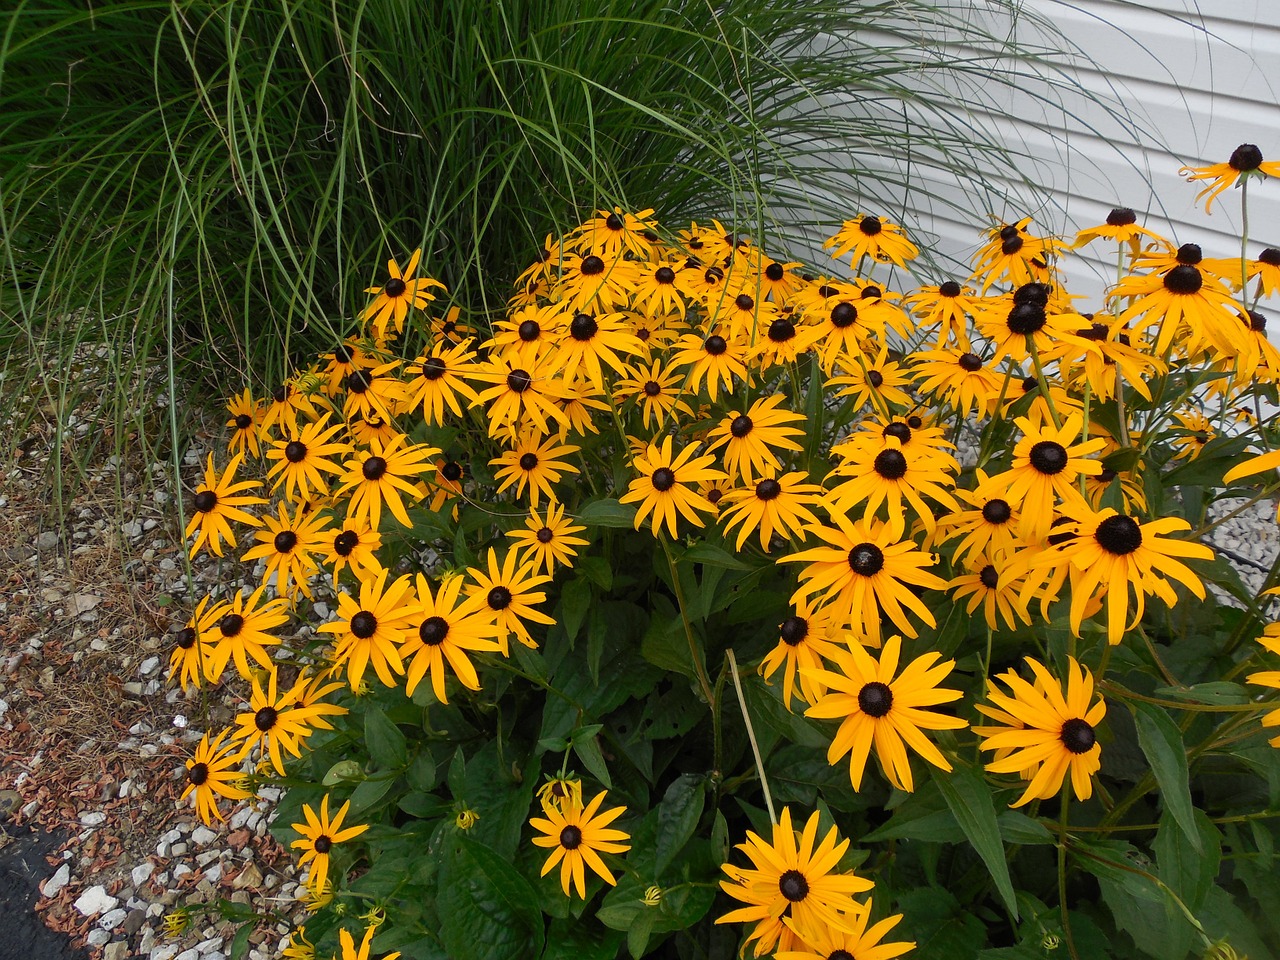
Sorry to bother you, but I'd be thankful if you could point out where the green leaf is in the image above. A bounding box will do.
[683,541,753,570]
[573,734,613,788]
[407,750,437,792]
[897,886,986,960]
[437,834,545,960]
[560,576,592,644]
[364,707,407,769]
[653,773,706,877]
[627,911,657,959]
[348,774,395,814]
[229,922,252,960]
[577,554,614,590]
[542,919,624,960]
[1152,682,1249,706]
[936,763,1019,919]
[1132,701,1199,852]
[578,498,638,528]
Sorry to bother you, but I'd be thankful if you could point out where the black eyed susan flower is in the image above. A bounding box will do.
[978,656,1106,807]
[751,253,805,303]
[949,556,1032,631]
[1169,410,1215,462]
[1113,252,1240,358]
[553,252,641,313]
[775,896,916,960]
[825,435,959,534]
[506,502,590,576]
[259,378,320,438]
[430,304,477,347]
[720,469,823,553]
[970,217,1062,292]
[424,457,466,513]
[491,431,581,508]
[225,389,263,458]
[473,348,570,439]
[824,214,920,268]
[909,347,1005,418]
[903,280,981,350]
[1044,505,1212,646]
[972,282,1091,367]
[319,337,385,397]
[488,303,563,365]
[346,412,399,448]
[169,597,212,692]
[201,586,289,683]
[620,435,727,539]
[782,514,947,646]
[573,207,658,259]
[553,377,611,440]
[612,359,695,431]
[934,475,1024,565]
[182,729,251,826]
[623,308,681,358]
[1068,319,1165,403]
[530,789,631,898]
[669,331,750,402]
[698,475,735,514]
[631,259,693,318]
[976,414,1106,544]
[335,434,439,531]
[810,296,871,372]
[318,570,419,691]
[1180,143,1280,213]
[185,453,266,559]
[402,573,501,703]
[290,795,369,896]
[403,338,481,426]
[827,347,914,413]
[515,233,566,290]
[360,249,445,339]
[265,416,352,506]
[716,807,873,958]
[231,669,346,776]
[706,393,806,484]
[803,635,966,791]
[322,517,384,588]
[340,360,409,424]
[758,600,845,710]
[241,501,330,600]
[550,308,645,391]
[751,312,825,371]
[709,285,777,342]
[465,548,555,653]
[536,776,584,816]
[1073,207,1171,257]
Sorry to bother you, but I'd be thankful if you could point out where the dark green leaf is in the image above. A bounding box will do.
[560,576,592,644]
[897,887,986,960]
[407,750,437,792]
[348,774,395,814]
[365,707,408,769]
[1132,701,1198,851]
[573,734,613,788]
[437,834,544,960]
[653,773,706,877]
[627,911,657,959]
[577,554,614,590]
[936,763,1019,919]
[542,918,624,960]
[1152,682,1249,706]
[578,498,638,528]
[229,922,252,960]
[683,542,754,570]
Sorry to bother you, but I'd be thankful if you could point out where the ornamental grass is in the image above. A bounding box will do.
[164,147,1280,960]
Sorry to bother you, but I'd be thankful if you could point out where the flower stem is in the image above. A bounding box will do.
[1057,788,1080,960]
[660,534,716,710]
[727,648,777,826]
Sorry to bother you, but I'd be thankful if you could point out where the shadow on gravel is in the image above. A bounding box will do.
[0,823,89,960]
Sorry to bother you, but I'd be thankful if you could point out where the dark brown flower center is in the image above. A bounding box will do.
[1095,514,1142,555]
[507,369,533,393]
[487,586,513,611]
[333,530,358,556]
[350,611,378,639]
[1060,718,1096,754]
[830,302,857,328]
[384,277,407,297]
[193,490,218,513]
[273,530,298,553]
[176,626,197,650]
[362,456,388,481]
[519,452,539,471]
[346,370,372,394]
[1014,282,1050,307]
[778,869,810,902]
[651,467,676,492]
[704,266,724,284]
[313,835,332,854]
[580,255,605,276]
[187,762,209,785]
[979,564,999,589]
[1175,243,1203,265]
[606,213,625,231]
[422,357,448,380]
[859,215,882,236]
[442,461,464,482]
[235,413,252,430]
[704,335,727,356]
[1002,235,1024,254]
[570,313,599,340]
[779,615,808,645]
[874,449,908,480]
[867,370,884,388]
[1247,310,1267,333]
[559,825,583,849]
[419,616,449,646]
[272,385,288,403]
[643,380,662,397]
[536,526,554,544]
[518,319,541,342]
[765,263,785,281]
[254,706,278,732]
[939,280,962,297]
[1229,143,1263,171]
[1164,265,1203,295]
[818,284,840,299]
[735,293,755,311]
[848,543,884,576]
[883,422,911,443]
[1029,440,1069,475]
[860,285,882,300]
[858,681,893,717]
[982,499,1012,524]
[767,318,796,342]
[730,415,753,438]
[285,441,307,463]
[1260,248,1280,266]
[756,478,782,501]
[219,614,244,637]
[959,352,983,372]
[1007,302,1047,335]
[1106,207,1137,226]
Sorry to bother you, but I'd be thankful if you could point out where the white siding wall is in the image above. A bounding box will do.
[906,0,1280,306]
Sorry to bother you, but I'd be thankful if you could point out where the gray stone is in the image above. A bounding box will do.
[104,943,131,960]
[36,531,60,551]
[98,906,128,931]
[85,929,110,947]
[132,862,155,886]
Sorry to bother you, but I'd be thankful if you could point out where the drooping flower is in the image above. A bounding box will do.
[1180,143,1280,213]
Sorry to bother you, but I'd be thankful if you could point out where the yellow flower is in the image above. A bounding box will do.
[620,435,727,539]
[181,729,250,826]
[360,248,445,339]
[1180,143,1280,213]
[185,453,265,559]
[824,214,920,267]
[335,434,439,531]
[705,393,806,484]
[403,573,501,703]
[291,795,369,895]
[530,790,631,898]
[506,502,589,576]
[318,570,419,690]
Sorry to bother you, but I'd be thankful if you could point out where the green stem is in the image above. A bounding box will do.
[1028,336,1062,430]
[727,648,776,826]
[1057,788,1080,960]
[660,534,716,709]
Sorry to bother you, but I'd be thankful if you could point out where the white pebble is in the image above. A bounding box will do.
[42,864,70,897]
[132,863,154,886]
[74,885,118,917]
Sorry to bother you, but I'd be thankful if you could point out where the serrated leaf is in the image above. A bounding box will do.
[578,498,638,528]
[1132,701,1199,852]
[364,707,407,769]
[936,763,1019,919]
